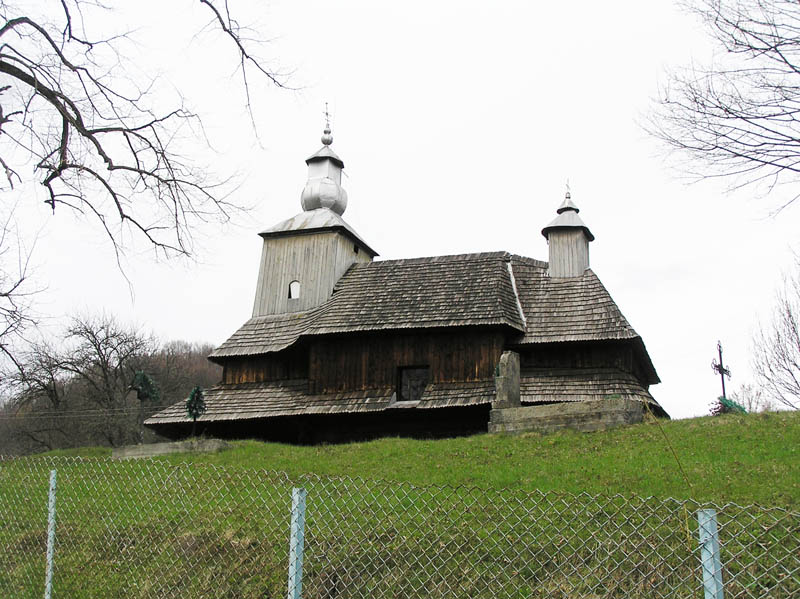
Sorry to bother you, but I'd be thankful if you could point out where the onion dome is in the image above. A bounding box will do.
[300,126,348,215]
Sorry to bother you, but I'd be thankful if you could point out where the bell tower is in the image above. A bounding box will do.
[252,124,377,316]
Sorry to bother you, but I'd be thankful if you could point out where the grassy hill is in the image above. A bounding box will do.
[50,410,800,507]
[4,411,797,598]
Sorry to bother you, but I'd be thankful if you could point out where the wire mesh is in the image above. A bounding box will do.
[1,456,797,598]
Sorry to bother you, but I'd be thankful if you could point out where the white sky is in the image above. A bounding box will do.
[8,0,799,419]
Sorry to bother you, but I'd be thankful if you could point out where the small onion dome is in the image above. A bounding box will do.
[541,191,595,241]
[321,126,333,145]
[300,126,347,215]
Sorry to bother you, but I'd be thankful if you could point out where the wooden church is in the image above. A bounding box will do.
[146,125,665,442]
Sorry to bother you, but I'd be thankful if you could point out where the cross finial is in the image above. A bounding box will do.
[565,178,571,200]
[321,102,333,145]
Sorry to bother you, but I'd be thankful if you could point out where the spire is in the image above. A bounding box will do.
[300,110,348,215]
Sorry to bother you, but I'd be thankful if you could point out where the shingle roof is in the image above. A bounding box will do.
[144,379,495,424]
[308,252,525,335]
[509,256,639,344]
[210,311,317,358]
[520,367,658,408]
[210,252,653,376]
[210,252,526,361]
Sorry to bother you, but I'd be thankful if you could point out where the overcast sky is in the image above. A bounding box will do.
[9,0,799,419]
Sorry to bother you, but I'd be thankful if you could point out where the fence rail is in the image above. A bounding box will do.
[1,456,798,598]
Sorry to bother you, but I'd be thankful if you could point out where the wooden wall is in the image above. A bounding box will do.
[518,340,656,388]
[252,230,372,316]
[308,330,506,394]
[222,346,308,384]
[519,341,633,372]
[547,229,589,277]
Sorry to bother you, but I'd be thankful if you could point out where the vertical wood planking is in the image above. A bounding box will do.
[548,230,589,278]
[307,330,504,393]
[253,231,371,317]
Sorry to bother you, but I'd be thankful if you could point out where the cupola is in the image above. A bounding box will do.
[300,126,348,215]
[541,189,594,278]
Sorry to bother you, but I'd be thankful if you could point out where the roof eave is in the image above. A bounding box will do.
[259,225,379,257]
[541,224,595,242]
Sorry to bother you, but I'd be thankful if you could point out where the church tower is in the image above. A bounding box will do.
[252,125,377,316]
[541,189,594,278]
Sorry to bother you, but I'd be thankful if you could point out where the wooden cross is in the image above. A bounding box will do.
[711,341,731,399]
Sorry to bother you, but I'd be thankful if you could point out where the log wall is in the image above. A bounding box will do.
[517,340,656,388]
[222,346,309,384]
[309,330,506,394]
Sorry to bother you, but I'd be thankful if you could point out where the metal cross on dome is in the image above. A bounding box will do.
[711,340,732,399]
[323,102,331,129]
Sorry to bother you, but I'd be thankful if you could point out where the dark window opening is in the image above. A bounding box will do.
[353,244,359,254]
[288,280,301,299]
[398,366,430,402]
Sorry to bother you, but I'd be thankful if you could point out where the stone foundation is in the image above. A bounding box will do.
[112,438,230,459]
[488,399,645,435]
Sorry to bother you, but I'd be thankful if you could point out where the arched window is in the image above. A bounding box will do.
[288,280,301,299]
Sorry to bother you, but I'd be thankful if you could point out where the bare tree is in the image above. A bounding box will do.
[0,205,35,370]
[729,382,776,413]
[145,340,221,404]
[0,0,288,372]
[649,0,800,207]
[0,314,226,453]
[0,0,286,256]
[752,261,800,409]
[58,314,157,445]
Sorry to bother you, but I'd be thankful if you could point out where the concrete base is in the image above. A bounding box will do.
[112,438,230,459]
[488,399,645,435]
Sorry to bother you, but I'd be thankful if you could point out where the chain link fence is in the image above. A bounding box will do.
[1,456,797,598]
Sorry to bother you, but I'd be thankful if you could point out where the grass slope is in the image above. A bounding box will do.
[51,410,800,507]
[5,412,797,598]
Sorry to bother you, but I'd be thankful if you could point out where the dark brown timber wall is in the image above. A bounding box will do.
[517,341,654,385]
[309,330,506,394]
[222,345,309,384]
[517,341,631,370]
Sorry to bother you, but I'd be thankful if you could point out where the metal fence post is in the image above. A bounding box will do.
[44,469,57,599]
[697,508,724,599]
[287,487,307,599]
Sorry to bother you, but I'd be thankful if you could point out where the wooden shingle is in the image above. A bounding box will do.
[144,378,496,425]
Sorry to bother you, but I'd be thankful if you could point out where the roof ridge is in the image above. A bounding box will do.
[509,254,548,269]
[358,251,512,267]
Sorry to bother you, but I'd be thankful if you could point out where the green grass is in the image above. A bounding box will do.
[3,411,795,599]
[50,410,800,507]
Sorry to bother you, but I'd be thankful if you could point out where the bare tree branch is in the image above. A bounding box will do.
[752,257,800,409]
[0,0,289,371]
[0,0,287,257]
[648,0,800,209]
